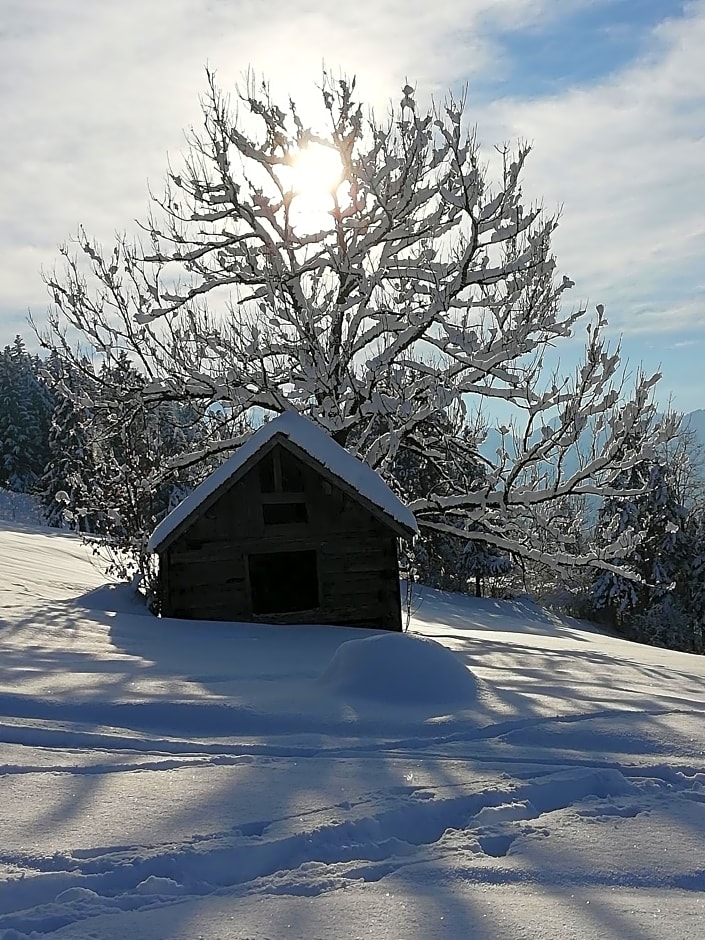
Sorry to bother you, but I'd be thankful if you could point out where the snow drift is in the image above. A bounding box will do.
[318,631,481,704]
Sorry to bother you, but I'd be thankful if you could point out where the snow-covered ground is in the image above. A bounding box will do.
[1,523,705,939]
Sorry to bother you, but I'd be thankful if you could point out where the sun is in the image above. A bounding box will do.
[289,143,343,218]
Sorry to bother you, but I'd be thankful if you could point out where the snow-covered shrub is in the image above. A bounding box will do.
[630,598,692,650]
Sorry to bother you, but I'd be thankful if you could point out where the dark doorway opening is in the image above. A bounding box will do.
[248,550,319,614]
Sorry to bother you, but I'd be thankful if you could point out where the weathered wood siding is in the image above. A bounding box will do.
[159,442,404,630]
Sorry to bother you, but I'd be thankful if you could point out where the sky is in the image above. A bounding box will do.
[1,0,703,412]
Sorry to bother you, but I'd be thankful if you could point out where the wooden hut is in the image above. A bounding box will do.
[148,412,417,630]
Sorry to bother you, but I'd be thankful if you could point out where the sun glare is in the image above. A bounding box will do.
[292,144,342,198]
[287,144,343,225]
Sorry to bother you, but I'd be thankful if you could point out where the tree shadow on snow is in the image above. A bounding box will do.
[4,578,705,939]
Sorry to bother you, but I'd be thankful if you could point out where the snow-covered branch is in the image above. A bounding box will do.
[39,69,669,572]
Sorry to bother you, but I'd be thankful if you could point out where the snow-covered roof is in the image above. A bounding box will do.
[148,411,418,552]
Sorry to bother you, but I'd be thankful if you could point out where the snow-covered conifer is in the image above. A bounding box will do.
[591,444,689,641]
[0,337,52,492]
[38,350,217,581]
[681,507,705,652]
[38,354,98,529]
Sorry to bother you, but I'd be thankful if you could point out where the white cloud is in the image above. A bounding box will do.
[471,1,705,334]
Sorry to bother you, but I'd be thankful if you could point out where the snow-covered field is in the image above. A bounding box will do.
[1,523,705,939]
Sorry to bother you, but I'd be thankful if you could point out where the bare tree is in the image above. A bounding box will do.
[40,70,674,572]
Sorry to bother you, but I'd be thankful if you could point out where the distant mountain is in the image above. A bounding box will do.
[683,409,705,450]
[475,409,705,474]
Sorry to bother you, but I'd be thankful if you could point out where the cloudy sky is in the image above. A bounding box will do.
[1,0,703,411]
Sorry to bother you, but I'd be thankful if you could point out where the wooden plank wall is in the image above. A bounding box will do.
[161,443,403,630]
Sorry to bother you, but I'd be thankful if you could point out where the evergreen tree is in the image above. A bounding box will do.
[38,354,97,529]
[40,350,217,584]
[591,451,688,642]
[462,539,514,598]
[678,506,705,653]
[0,336,53,492]
[388,410,512,593]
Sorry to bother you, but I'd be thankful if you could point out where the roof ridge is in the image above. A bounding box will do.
[148,412,417,552]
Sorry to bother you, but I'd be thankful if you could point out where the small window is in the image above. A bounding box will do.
[262,502,308,526]
[280,450,305,492]
[259,453,276,493]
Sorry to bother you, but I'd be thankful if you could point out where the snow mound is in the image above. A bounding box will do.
[135,876,184,896]
[319,632,480,705]
[54,887,101,902]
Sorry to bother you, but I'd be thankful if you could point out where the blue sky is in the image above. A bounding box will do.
[488,0,680,93]
[0,0,703,412]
